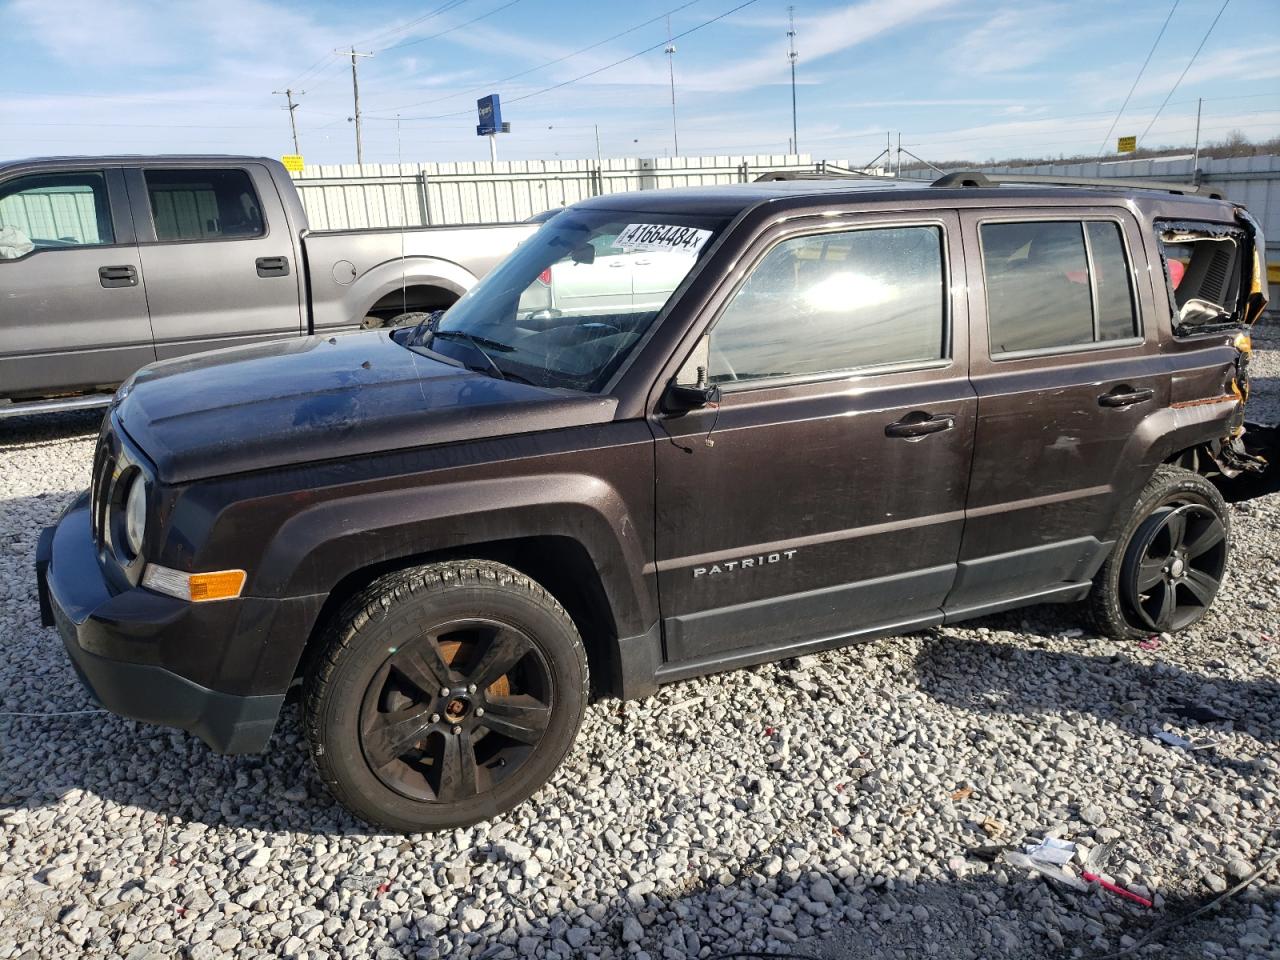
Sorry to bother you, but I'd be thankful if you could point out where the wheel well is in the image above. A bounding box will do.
[294,537,621,699]
[366,284,459,320]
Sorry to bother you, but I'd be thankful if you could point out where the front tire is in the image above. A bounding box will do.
[1087,465,1230,641]
[304,561,588,832]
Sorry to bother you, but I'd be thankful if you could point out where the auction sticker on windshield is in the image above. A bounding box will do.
[615,223,712,254]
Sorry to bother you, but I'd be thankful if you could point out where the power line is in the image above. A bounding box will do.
[381,0,525,52]
[384,0,762,122]
[358,0,471,49]
[1138,0,1231,146]
[374,0,706,113]
[1096,0,1179,157]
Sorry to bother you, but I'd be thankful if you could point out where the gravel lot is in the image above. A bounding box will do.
[1,330,1278,960]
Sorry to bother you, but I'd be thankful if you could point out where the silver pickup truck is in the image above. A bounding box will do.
[0,155,536,417]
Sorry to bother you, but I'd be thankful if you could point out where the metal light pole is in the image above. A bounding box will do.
[665,17,679,157]
[788,6,798,155]
[337,47,374,165]
[1192,97,1203,170]
[272,88,304,154]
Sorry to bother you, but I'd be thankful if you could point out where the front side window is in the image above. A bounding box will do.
[981,219,1139,355]
[0,171,114,257]
[145,168,264,242]
[708,225,946,385]
[396,209,727,392]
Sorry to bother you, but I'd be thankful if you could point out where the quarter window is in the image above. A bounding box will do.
[145,168,265,242]
[708,225,946,385]
[0,172,115,256]
[981,220,1139,355]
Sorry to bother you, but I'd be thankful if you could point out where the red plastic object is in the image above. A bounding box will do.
[1082,871,1153,907]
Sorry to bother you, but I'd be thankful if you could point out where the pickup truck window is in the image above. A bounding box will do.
[708,225,946,385]
[0,172,114,256]
[144,168,265,242]
[981,219,1139,355]
[413,209,727,392]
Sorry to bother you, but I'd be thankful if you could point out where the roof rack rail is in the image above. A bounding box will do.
[755,162,889,183]
[931,171,1223,200]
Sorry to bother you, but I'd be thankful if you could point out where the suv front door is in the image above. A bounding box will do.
[947,208,1164,616]
[125,164,303,359]
[650,213,976,677]
[0,167,152,398]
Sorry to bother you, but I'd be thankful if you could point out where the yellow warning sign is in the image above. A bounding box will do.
[281,154,305,172]
[1117,136,1137,154]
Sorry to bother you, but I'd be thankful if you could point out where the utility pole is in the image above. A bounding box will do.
[272,88,304,154]
[896,132,901,177]
[337,47,374,165]
[665,17,679,157]
[1192,97,1203,170]
[788,6,798,155]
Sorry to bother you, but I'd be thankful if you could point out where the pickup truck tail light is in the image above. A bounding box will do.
[537,268,552,286]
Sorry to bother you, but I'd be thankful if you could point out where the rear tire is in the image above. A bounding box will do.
[304,561,588,832]
[1086,465,1230,641]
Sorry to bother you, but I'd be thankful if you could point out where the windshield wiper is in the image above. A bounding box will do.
[430,330,510,381]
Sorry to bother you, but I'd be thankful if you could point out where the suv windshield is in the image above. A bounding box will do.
[399,208,727,392]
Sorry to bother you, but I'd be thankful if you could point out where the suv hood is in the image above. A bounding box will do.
[115,332,617,483]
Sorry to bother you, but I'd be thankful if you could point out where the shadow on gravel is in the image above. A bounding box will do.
[913,634,1279,770]
[0,408,104,446]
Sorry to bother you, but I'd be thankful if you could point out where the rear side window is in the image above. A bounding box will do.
[145,168,265,242]
[708,225,946,384]
[1158,220,1245,335]
[981,220,1139,355]
[0,171,114,254]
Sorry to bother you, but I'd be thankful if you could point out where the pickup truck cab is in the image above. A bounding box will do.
[0,155,533,416]
[37,173,1267,832]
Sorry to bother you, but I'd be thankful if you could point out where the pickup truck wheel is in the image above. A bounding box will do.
[304,561,588,832]
[1087,465,1230,641]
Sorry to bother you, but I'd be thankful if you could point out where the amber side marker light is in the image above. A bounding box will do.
[1234,332,1252,355]
[142,565,246,602]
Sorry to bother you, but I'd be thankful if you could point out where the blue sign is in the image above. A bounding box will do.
[476,94,502,136]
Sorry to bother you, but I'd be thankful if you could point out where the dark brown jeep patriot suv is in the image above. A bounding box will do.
[36,172,1268,832]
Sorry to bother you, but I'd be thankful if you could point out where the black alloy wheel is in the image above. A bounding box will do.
[1121,502,1228,632]
[359,619,553,803]
[305,560,588,832]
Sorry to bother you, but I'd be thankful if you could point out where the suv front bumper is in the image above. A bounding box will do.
[36,493,286,754]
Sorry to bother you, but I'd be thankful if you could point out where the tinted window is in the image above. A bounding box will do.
[0,172,114,255]
[982,220,1138,354]
[145,168,264,242]
[708,225,945,384]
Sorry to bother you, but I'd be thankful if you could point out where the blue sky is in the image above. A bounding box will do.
[1,0,1277,166]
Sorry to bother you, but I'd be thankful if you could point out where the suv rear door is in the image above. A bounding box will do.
[0,167,152,398]
[651,211,976,676]
[948,206,1164,616]
[124,163,303,359]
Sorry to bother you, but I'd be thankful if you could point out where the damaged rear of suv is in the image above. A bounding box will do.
[37,171,1266,832]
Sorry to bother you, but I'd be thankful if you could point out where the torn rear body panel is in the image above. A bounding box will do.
[1157,208,1269,477]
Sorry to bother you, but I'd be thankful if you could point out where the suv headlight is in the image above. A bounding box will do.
[123,473,147,558]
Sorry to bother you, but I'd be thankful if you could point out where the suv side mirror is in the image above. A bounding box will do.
[665,381,720,411]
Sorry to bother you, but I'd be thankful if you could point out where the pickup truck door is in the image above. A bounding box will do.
[0,167,153,398]
[125,163,304,360]
[651,214,976,675]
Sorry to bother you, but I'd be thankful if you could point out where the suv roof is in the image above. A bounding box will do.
[573,173,1231,220]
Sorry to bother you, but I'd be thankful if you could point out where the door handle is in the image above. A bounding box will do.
[255,256,290,278]
[885,412,956,439]
[1098,386,1154,408]
[98,265,137,288]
